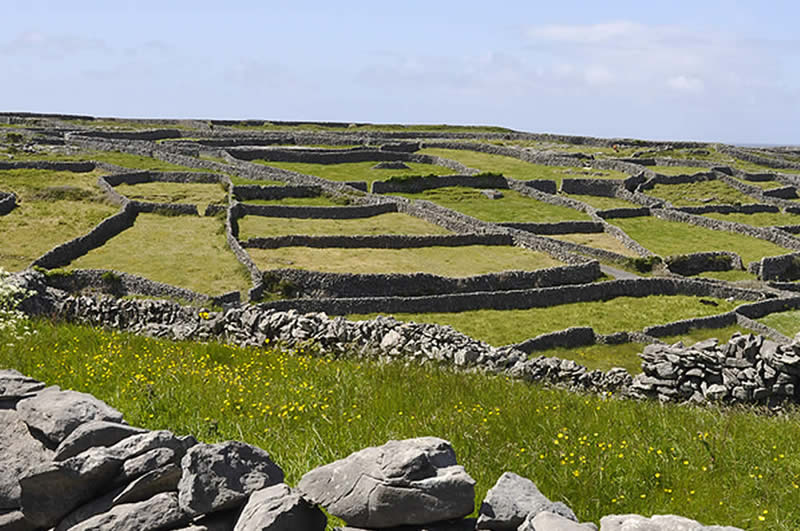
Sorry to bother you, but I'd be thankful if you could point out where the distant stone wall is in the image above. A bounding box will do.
[372,174,507,194]
[243,233,512,249]
[0,191,17,215]
[664,251,743,276]
[41,268,238,306]
[260,262,601,299]
[238,201,397,219]
[675,204,778,215]
[257,277,766,316]
[499,221,604,235]
[232,185,320,201]
[763,185,798,199]
[0,160,95,172]
[560,178,625,196]
[102,170,224,186]
[719,145,800,171]
[748,252,800,281]
[595,207,651,219]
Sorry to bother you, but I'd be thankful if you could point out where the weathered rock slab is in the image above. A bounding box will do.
[178,440,284,516]
[54,420,147,461]
[15,386,124,446]
[477,472,576,530]
[0,410,53,510]
[519,511,597,531]
[298,437,475,528]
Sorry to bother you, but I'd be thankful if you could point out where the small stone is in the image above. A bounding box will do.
[478,472,576,530]
[234,483,326,531]
[0,370,44,400]
[68,492,190,531]
[519,511,597,531]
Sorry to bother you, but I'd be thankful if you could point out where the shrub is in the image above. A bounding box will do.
[628,256,662,273]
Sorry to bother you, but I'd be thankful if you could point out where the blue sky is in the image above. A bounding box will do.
[3,1,798,144]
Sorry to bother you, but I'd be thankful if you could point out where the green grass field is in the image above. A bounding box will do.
[351,295,741,347]
[645,180,759,206]
[609,217,790,264]
[703,211,800,227]
[68,213,251,295]
[758,310,800,338]
[395,187,591,223]
[114,181,228,212]
[253,160,453,189]
[248,245,563,276]
[241,195,350,207]
[238,213,451,239]
[419,148,629,184]
[1,319,797,530]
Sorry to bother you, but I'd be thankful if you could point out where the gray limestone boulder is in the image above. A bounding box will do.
[68,492,190,531]
[234,483,326,531]
[105,429,195,462]
[599,514,743,530]
[298,436,475,528]
[478,472,576,530]
[0,410,53,510]
[519,511,597,531]
[18,448,122,528]
[54,420,147,461]
[178,440,284,516]
[337,520,476,531]
[0,370,44,401]
[15,386,124,446]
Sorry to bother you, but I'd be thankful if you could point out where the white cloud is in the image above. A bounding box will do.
[528,21,644,44]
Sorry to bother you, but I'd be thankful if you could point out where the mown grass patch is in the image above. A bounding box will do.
[532,342,647,374]
[757,310,800,338]
[248,245,563,277]
[609,216,790,264]
[562,194,638,210]
[4,150,204,171]
[253,160,452,189]
[351,296,741,347]
[238,212,451,239]
[395,187,591,223]
[703,211,800,227]
[730,177,784,190]
[659,324,754,346]
[0,167,107,198]
[68,213,251,295]
[694,270,757,282]
[114,181,228,212]
[1,319,798,530]
[550,233,640,257]
[419,148,628,184]
[645,180,758,206]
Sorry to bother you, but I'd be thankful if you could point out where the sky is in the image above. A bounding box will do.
[2,1,799,144]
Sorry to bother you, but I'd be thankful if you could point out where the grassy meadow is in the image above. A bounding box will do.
[395,187,591,223]
[550,233,640,257]
[254,160,453,189]
[237,212,451,239]
[645,180,759,207]
[609,216,791,264]
[247,245,563,276]
[0,319,797,530]
[114,181,228,212]
[68,213,251,295]
[419,148,629,184]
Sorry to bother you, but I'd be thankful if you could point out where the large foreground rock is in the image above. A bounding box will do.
[18,448,121,528]
[0,410,53,509]
[478,472,577,530]
[15,386,124,446]
[599,514,744,530]
[178,440,284,515]
[298,437,475,528]
[234,483,326,531]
